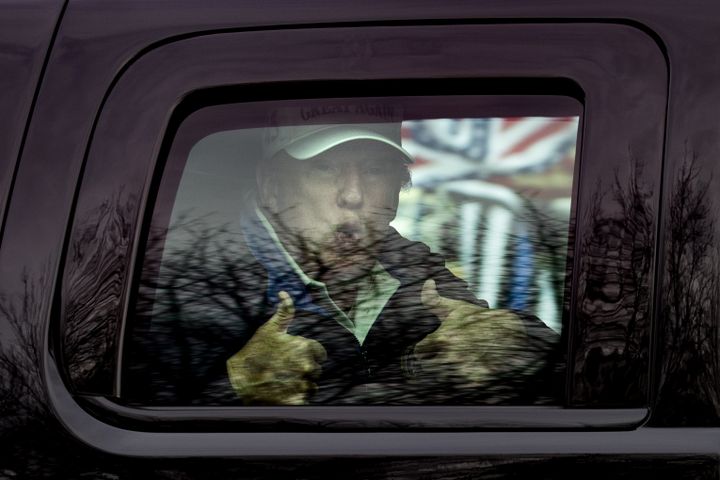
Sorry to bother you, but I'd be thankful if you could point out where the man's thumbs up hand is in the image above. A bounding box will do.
[227,291,327,405]
[266,290,296,332]
[421,279,481,323]
[411,279,526,386]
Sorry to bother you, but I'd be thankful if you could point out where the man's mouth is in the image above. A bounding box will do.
[330,223,372,257]
[310,223,380,279]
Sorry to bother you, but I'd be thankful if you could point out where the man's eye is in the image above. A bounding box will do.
[311,162,339,174]
[363,164,386,175]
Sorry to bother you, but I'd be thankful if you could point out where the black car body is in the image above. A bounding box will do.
[1,0,719,478]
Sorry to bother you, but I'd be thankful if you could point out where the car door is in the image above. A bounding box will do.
[1,0,718,478]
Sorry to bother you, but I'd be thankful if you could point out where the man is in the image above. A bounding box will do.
[224,104,549,405]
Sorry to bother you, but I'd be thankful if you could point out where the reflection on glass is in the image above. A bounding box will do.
[125,100,578,406]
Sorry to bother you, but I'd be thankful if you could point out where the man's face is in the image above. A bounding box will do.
[259,141,407,281]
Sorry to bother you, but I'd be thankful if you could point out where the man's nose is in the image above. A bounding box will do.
[336,168,364,209]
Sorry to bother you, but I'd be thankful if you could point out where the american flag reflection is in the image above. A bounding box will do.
[392,116,579,332]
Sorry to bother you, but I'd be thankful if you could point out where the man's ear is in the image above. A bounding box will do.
[256,159,278,212]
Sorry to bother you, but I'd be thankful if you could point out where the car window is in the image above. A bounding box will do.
[121,95,580,406]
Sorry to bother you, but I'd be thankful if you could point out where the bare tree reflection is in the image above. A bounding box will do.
[0,271,50,429]
[63,190,138,393]
[125,206,558,406]
[655,154,720,425]
[127,216,268,404]
[0,269,86,477]
[572,159,654,405]
[56,184,561,407]
[0,268,157,478]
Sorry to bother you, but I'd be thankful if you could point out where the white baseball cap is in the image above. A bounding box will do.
[262,103,414,163]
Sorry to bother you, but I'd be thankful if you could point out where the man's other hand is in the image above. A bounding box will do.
[226,291,328,405]
[412,279,528,386]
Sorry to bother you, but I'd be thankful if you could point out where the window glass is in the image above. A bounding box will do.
[124,96,580,406]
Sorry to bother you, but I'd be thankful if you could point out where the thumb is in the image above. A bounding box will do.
[269,290,295,332]
[421,279,462,321]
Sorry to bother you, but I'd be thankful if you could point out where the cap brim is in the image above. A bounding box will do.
[284,126,414,164]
